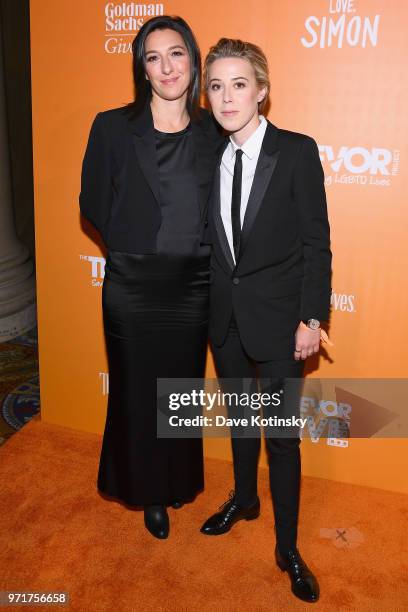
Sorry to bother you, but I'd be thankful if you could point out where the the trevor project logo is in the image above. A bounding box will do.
[79,254,105,287]
[319,145,400,187]
[300,397,351,447]
[99,372,109,395]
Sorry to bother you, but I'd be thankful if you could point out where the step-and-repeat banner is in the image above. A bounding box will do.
[30,0,408,493]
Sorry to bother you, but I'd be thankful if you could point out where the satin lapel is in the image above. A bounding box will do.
[212,164,235,271]
[237,124,280,265]
[131,131,161,206]
[127,104,161,207]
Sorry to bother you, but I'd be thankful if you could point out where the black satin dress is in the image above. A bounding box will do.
[98,124,210,506]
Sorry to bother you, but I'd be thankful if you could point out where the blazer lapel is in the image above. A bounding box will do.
[212,164,235,271]
[237,123,280,265]
[128,105,221,220]
[127,104,161,207]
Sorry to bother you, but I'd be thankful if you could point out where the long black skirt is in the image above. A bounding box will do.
[97,250,210,506]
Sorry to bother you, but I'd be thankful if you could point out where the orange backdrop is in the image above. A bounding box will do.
[30,0,408,493]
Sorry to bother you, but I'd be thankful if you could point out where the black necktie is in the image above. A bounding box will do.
[231,149,243,262]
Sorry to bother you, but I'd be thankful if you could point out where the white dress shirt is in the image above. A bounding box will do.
[220,115,268,264]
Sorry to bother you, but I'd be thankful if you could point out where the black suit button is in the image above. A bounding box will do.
[204,219,208,227]
[232,277,240,285]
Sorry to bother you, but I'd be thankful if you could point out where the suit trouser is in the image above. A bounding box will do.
[211,315,304,553]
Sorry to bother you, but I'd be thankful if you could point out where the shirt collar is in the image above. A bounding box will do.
[228,115,267,161]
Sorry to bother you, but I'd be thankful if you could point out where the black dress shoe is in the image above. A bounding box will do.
[275,546,320,603]
[200,491,260,535]
[170,501,184,509]
[144,505,169,539]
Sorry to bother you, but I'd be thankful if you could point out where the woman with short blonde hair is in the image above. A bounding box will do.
[203,37,270,112]
[200,37,332,605]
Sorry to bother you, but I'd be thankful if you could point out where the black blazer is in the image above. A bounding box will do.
[79,102,221,252]
[205,120,332,361]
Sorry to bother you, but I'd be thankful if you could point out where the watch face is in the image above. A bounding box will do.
[308,319,320,330]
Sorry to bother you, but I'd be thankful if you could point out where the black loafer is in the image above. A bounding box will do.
[200,491,260,535]
[170,501,184,509]
[275,546,320,603]
[144,505,169,539]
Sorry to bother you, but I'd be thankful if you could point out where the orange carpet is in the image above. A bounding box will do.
[1,416,407,611]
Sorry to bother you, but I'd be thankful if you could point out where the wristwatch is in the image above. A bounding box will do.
[302,318,321,330]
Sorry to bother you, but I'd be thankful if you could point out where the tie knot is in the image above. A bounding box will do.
[235,149,243,161]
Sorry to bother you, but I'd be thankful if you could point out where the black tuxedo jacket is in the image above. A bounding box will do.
[79,102,221,252]
[204,120,332,361]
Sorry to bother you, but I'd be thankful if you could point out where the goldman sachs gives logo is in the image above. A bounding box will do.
[301,0,380,49]
[104,2,165,54]
[331,291,356,313]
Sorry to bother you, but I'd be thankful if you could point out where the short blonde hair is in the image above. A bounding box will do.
[203,38,270,112]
